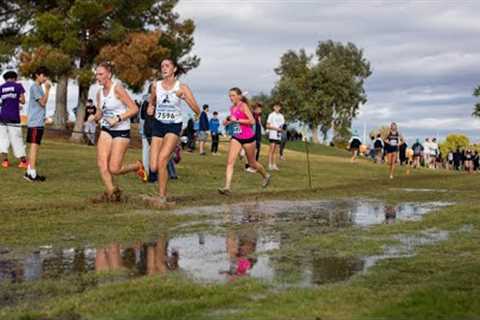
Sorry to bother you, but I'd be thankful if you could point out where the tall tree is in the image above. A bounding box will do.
[272,41,371,145]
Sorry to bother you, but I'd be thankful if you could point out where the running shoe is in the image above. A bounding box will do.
[218,187,232,196]
[262,174,271,188]
[246,167,257,173]
[18,160,28,169]
[136,160,148,183]
[91,192,110,204]
[24,172,46,182]
[143,195,176,209]
[110,187,127,202]
[1,160,9,168]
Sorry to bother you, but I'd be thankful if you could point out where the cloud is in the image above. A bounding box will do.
[175,1,480,141]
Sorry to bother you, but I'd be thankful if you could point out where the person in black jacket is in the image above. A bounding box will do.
[198,104,210,155]
[399,138,407,165]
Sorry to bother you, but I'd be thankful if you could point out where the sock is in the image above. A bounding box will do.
[148,170,158,183]
[27,165,37,178]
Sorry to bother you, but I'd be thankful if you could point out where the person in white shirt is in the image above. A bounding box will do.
[266,104,285,171]
[423,138,431,168]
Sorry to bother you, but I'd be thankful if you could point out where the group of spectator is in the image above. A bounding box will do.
[364,134,480,173]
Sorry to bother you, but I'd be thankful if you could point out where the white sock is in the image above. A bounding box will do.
[27,165,37,178]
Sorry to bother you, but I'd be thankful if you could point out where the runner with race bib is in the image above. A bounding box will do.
[145,58,201,208]
[384,122,404,179]
[92,61,146,203]
[218,87,271,196]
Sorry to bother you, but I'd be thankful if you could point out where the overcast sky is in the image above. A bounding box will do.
[5,0,480,143]
[174,0,480,142]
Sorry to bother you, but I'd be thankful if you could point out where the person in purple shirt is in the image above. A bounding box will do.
[0,70,28,169]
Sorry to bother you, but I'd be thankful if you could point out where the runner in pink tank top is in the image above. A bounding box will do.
[231,102,255,140]
[218,87,271,195]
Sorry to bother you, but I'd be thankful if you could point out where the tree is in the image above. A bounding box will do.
[473,85,480,118]
[272,41,371,145]
[439,134,470,156]
[3,0,199,140]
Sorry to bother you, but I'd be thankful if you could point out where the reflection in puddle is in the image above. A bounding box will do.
[0,200,452,287]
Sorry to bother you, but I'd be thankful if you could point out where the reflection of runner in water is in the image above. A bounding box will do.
[218,88,271,195]
[384,122,403,179]
[146,58,200,208]
[93,62,145,202]
[222,224,257,281]
[95,243,123,272]
[146,236,179,275]
[384,205,396,224]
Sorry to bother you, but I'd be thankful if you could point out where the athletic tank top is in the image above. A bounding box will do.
[230,102,254,140]
[99,82,130,131]
[386,132,399,147]
[155,80,182,124]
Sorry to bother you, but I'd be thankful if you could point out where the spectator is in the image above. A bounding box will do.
[209,111,220,155]
[431,138,439,169]
[0,70,28,168]
[411,138,423,169]
[373,133,384,164]
[399,138,407,165]
[453,148,462,170]
[185,116,196,152]
[348,130,362,162]
[198,104,209,155]
[83,99,97,145]
[266,103,285,171]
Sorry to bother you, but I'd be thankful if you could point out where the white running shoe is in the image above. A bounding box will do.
[246,167,257,173]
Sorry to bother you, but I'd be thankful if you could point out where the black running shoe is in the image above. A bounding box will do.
[24,173,46,182]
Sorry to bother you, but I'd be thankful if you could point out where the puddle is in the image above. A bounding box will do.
[0,199,452,287]
[175,199,451,227]
[363,229,449,270]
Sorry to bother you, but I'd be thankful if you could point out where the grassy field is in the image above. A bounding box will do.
[1,136,479,319]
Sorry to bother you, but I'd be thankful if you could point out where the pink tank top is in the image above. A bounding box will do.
[230,102,254,139]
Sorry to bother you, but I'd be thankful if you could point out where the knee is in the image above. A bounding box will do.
[157,155,170,167]
[109,164,122,175]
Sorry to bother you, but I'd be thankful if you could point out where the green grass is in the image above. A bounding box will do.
[1,136,480,319]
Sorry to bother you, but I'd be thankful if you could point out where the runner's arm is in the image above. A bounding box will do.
[114,83,139,122]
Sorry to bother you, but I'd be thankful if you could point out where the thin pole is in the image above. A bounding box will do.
[304,139,312,189]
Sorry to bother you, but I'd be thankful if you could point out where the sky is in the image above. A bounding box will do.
[174,0,480,143]
[3,0,480,144]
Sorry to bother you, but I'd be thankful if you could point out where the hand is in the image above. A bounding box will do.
[147,104,154,116]
[106,117,118,127]
[230,116,238,122]
[87,115,95,122]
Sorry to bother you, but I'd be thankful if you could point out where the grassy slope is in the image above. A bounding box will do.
[1,138,479,319]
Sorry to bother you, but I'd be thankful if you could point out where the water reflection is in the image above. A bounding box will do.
[385,206,397,224]
[0,200,451,287]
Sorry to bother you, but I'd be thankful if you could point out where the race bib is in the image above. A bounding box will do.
[156,104,180,123]
[100,110,116,129]
[226,123,241,136]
